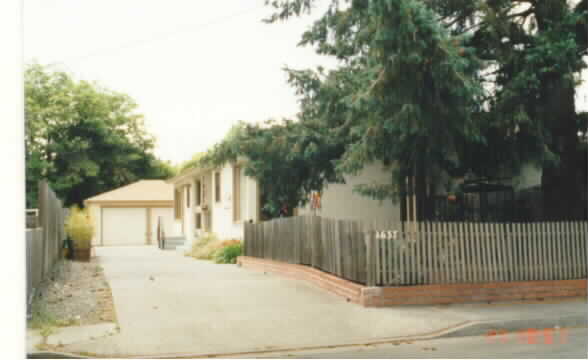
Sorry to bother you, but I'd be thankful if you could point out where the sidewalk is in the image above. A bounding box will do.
[29,297,587,358]
[28,247,587,358]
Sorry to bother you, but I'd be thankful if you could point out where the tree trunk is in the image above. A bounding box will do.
[536,0,587,220]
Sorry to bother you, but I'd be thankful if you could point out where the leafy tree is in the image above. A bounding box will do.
[265,0,588,220]
[196,120,345,219]
[179,152,207,173]
[25,63,175,207]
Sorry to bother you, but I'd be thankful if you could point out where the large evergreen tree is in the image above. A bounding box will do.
[265,0,588,220]
[265,0,484,219]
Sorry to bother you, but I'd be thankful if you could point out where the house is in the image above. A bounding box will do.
[297,162,402,222]
[168,152,544,247]
[167,159,404,249]
[84,180,178,246]
[166,158,260,250]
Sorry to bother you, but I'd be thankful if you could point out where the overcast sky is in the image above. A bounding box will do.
[24,1,588,165]
[24,0,336,165]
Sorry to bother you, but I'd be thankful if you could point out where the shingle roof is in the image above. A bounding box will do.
[85,180,174,203]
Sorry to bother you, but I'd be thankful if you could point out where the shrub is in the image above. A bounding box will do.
[186,233,222,260]
[213,242,242,264]
[65,206,94,249]
[219,239,240,247]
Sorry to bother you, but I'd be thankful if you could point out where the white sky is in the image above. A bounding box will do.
[23,0,336,165]
[24,1,588,165]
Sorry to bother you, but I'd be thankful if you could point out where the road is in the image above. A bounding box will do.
[253,327,587,359]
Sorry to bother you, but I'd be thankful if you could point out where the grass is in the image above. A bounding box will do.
[28,299,58,338]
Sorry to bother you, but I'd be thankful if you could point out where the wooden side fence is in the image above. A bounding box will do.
[26,180,66,318]
[244,216,588,286]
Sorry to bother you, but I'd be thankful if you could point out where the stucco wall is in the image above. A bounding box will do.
[245,176,259,223]
[512,163,542,191]
[298,162,401,222]
[171,162,259,241]
[211,164,241,239]
[208,163,259,240]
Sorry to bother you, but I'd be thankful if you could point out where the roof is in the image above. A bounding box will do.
[166,156,250,185]
[85,180,174,203]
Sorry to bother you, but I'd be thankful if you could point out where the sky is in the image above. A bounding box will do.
[23,1,588,165]
[23,0,336,165]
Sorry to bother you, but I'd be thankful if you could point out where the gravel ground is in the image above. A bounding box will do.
[29,257,117,328]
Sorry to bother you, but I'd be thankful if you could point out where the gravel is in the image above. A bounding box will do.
[30,258,117,327]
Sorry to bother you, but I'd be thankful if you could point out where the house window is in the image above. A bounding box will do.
[233,166,241,222]
[186,185,190,208]
[196,180,202,205]
[195,213,202,229]
[174,189,183,220]
[215,172,221,203]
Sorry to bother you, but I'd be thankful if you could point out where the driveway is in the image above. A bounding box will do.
[60,246,587,357]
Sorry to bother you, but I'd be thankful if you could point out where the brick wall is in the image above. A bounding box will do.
[238,256,363,304]
[362,280,587,307]
[237,256,587,307]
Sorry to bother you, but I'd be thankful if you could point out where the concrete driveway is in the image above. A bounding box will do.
[60,246,587,357]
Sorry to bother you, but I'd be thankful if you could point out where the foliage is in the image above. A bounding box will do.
[65,206,94,249]
[25,63,175,208]
[179,152,207,173]
[185,234,242,263]
[264,0,588,220]
[192,119,345,219]
[185,233,222,260]
[213,242,242,264]
[28,299,57,334]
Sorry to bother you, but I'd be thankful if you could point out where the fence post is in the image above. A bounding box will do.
[38,180,47,279]
[365,230,377,286]
[243,222,248,257]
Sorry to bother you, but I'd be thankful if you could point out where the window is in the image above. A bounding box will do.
[215,172,221,203]
[195,213,202,229]
[233,166,241,221]
[186,185,190,208]
[174,189,183,220]
[196,180,202,205]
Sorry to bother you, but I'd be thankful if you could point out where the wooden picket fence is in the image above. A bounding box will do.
[243,216,588,286]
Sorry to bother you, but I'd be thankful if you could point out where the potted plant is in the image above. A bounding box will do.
[65,206,94,261]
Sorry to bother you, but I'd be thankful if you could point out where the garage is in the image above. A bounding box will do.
[84,180,175,246]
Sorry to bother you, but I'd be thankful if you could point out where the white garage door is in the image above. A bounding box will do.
[102,208,147,246]
[150,207,174,242]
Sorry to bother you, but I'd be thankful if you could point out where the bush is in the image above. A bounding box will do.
[213,242,242,264]
[186,233,222,260]
[65,206,94,249]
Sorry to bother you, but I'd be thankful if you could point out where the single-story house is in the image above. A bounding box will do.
[166,159,404,248]
[84,180,178,246]
[166,158,260,249]
[167,153,544,247]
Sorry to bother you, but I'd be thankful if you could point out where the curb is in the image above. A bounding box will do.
[27,352,89,359]
[435,314,588,339]
[26,315,587,359]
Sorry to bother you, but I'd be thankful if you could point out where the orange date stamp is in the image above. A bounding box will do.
[486,327,568,344]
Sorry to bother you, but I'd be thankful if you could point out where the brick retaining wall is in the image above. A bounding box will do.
[237,256,587,307]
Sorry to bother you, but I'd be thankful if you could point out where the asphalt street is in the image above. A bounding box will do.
[251,327,588,359]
